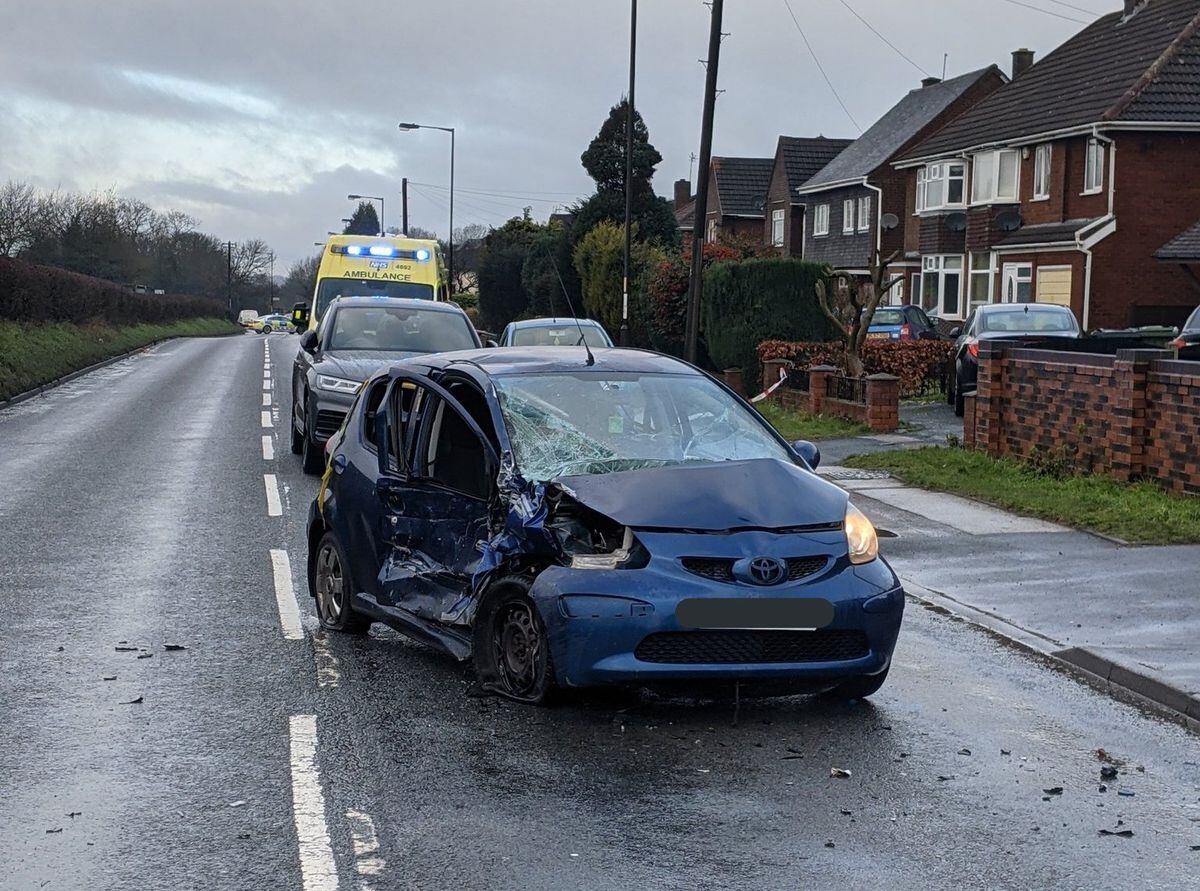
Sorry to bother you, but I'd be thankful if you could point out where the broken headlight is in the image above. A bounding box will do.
[570,527,643,570]
[844,503,878,565]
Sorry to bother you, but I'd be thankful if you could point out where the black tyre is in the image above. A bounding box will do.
[290,419,304,455]
[825,666,889,701]
[302,426,325,474]
[312,531,371,634]
[262,324,272,334]
[473,576,557,705]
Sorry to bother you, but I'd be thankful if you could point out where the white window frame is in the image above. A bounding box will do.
[921,254,965,319]
[1033,144,1051,200]
[915,168,926,213]
[813,204,830,237]
[706,218,717,244]
[857,195,871,232]
[969,251,995,309]
[771,208,785,247]
[916,161,966,212]
[971,149,1020,204]
[1084,138,1105,194]
[843,199,855,234]
[1001,262,1034,303]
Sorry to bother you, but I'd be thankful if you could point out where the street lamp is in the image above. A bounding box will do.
[347,194,385,235]
[399,122,455,295]
[621,0,637,347]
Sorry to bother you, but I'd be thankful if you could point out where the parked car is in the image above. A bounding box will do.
[306,348,904,704]
[1170,305,1200,359]
[291,297,481,474]
[948,303,1081,415]
[254,314,294,334]
[499,317,613,348]
[866,306,941,342]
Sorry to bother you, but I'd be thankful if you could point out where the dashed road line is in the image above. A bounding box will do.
[263,393,272,407]
[345,809,386,888]
[262,435,275,461]
[264,380,272,390]
[262,410,273,428]
[288,715,338,891]
[265,473,283,516]
[271,549,304,640]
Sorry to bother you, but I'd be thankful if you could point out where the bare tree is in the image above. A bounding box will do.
[0,181,37,256]
[815,247,901,377]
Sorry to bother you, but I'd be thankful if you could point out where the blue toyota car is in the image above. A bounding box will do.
[306,347,904,704]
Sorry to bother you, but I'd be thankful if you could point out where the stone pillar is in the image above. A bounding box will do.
[761,358,791,393]
[865,373,900,433]
[963,392,976,449]
[1110,349,1170,482]
[807,365,837,416]
[723,368,745,396]
[975,342,1006,457]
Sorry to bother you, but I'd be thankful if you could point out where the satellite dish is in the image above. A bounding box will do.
[945,212,968,233]
[880,212,900,231]
[996,209,1022,232]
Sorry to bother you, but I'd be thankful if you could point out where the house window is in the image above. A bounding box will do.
[921,255,964,318]
[971,149,1020,203]
[843,199,855,234]
[813,204,829,236]
[917,162,966,211]
[857,196,871,232]
[1001,263,1033,303]
[969,252,994,308]
[771,209,785,247]
[1033,144,1051,200]
[1084,138,1105,194]
[706,218,718,244]
[885,274,905,306]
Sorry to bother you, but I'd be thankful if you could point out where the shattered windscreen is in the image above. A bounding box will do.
[494,371,792,481]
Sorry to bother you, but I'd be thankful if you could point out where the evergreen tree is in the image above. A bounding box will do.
[344,202,381,236]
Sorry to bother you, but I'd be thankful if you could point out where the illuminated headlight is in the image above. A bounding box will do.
[368,245,394,257]
[315,374,360,394]
[844,503,879,565]
[415,248,431,261]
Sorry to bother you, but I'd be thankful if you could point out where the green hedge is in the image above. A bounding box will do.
[701,258,839,392]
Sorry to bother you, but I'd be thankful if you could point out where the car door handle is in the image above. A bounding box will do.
[332,454,347,474]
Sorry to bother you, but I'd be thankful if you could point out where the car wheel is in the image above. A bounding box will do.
[313,532,370,635]
[953,365,966,417]
[302,425,325,475]
[290,418,304,455]
[825,666,889,701]
[474,576,557,705]
[262,324,272,334]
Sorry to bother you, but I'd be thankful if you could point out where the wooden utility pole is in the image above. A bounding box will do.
[402,178,409,236]
[683,0,724,364]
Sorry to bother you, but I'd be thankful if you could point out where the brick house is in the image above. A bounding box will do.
[671,178,696,235]
[700,156,775,244]
[896,0,1200,329]
[762,136,852,256]
[797,67,1007,304]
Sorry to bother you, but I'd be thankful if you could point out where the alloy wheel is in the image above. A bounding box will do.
[315,543,344,622]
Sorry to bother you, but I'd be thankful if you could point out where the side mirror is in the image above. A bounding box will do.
[948,326,962,338]
[300,330,319,353]
[291,303,310,328]
[792,440,821,469]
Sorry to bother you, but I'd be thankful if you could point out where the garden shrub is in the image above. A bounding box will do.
[759,338,953,397]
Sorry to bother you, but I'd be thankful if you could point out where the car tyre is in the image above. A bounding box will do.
[262,324,272,335]
[312,531,370,635]
[302,426,325,475]
[473,576,558,705]
[290,418,304,455]
[825,666,889,701]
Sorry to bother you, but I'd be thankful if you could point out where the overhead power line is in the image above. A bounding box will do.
[837,1,931,77]
[782,0,861,133]
[997,0,1089,25]
[1040,0,1104,16]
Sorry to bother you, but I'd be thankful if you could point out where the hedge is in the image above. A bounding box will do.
[0,257,225,325]
[701,258,840,391]
[759,338,953,397]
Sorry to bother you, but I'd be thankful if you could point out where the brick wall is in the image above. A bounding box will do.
[971,343,1200,494]
[767,365,899,433]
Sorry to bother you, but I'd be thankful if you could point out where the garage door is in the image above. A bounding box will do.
[1036,267,1072,307]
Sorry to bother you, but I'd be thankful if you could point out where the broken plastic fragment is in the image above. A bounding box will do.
[830,767,852,779]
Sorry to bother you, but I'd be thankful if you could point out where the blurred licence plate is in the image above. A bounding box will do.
[867,332,890,340]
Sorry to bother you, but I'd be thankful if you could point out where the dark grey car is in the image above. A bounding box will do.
[291,297,481,473]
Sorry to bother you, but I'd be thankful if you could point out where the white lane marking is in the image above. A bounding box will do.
[271,549,304,640]
[265,370,271,379]
[262,435,275,461]
[263,393,272,406]
[262,411,273,428]
[313,633,341,688]
[264,381,272,391]
[346,809,386,887]
[288,715,338,891]
[264,474,283,517]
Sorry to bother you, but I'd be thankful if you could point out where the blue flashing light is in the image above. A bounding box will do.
[415,248,431,262]
[368,245,394,257]
[346,245,363,256]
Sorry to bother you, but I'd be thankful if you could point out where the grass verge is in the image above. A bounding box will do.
[0,318,241,402]
[844,447,1200,544]
[757,401,871,441]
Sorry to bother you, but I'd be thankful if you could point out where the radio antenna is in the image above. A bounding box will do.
[545,246,595,366]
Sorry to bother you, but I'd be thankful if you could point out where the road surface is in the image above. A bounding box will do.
[1,334,1197,890]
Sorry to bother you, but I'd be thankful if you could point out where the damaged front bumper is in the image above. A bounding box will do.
[528,529,904,690]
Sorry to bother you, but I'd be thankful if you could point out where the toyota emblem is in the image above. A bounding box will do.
[747,556,787,586]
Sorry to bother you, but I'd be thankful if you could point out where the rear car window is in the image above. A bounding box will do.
[870,310,905,326]
[980,309,1078,334]
[327,306,476,352]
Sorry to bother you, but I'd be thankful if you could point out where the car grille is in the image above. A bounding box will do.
[635,629,869,665]
[314,410,346,438]
[680,556,829,584]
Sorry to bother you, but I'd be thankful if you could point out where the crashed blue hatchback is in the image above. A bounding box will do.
[306,347,904,704]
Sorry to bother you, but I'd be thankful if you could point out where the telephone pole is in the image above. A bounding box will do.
[683,0,724,364]
[620,0,637,347]
[225,241,233,316]
[402,177,409,236]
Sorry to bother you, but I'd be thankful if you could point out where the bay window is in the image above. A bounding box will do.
[843,199,855,234]
[813,204,829,236]
[857,195,871,232]
[921,255,964,318]
[1033,144,1051,199]
[1084,138,1105,194]
[916,161,966,211]
[971,149,1020,203]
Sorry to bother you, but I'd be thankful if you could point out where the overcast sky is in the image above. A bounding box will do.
[0,0,1103,268]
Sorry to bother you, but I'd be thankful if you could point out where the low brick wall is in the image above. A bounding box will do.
[971,344,1200,494]
[763,362,899,433]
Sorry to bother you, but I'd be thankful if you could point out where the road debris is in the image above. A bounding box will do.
[122,696,144,705]
[66,812,81,818]
[958,748,972,756]
[164,644,188,652]
[937,774,956,782]
[136,652,153,659]
[1118,789,1135,797]
[830,768,852,779]
[102,676,116,681]
[1043,787,1064,796]
[824,841,835,848]
[115,646,139,652]
[229,800,246,808]
[1099,827,1135,838]
[1100,766,1119,780]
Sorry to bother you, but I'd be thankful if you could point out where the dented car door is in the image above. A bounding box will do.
[377,371,499,626]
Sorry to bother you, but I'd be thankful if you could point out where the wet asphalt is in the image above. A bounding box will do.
[1,333,1198,891]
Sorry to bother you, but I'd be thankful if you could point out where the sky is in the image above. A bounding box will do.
[0,0,1104,269]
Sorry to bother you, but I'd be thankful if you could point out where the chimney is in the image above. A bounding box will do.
[1011,48,1035,80]
[674,178,692,207]
[921,76,942,88]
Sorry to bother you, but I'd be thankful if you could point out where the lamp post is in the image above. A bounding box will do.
[347,194,385,235]
[399,122,455,295]
[621,0,637,347]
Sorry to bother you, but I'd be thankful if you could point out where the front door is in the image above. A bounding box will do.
[1001,263,1033,303]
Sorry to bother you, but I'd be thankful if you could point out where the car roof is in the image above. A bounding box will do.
[977,303,1073,313]
[415,347,702,377]
[509,317,603,329]
[328,296,466,314]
